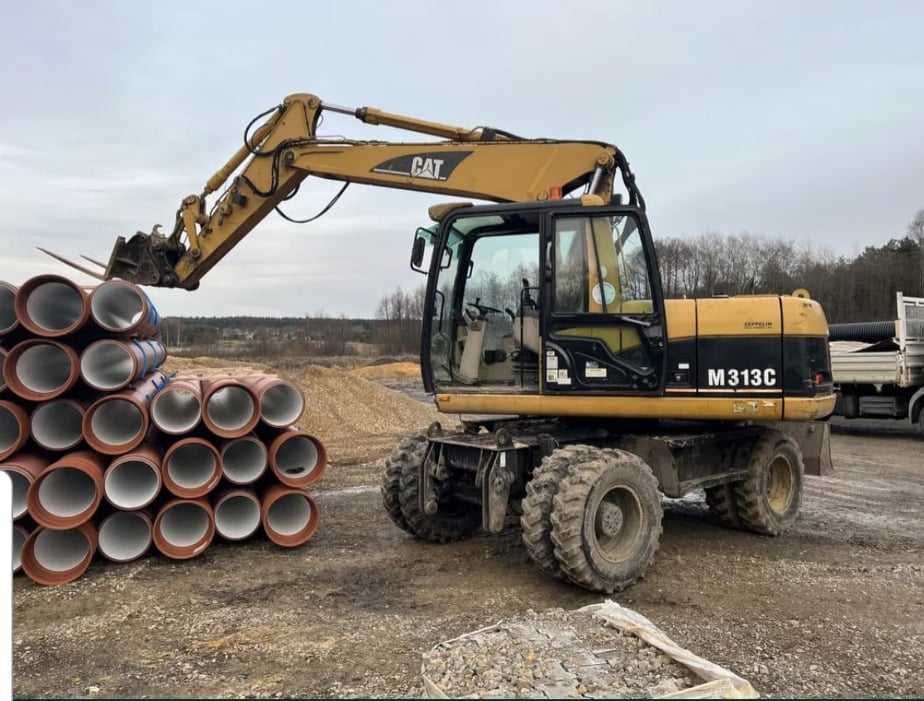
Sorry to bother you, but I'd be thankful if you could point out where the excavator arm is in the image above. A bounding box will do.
[66,93,643,289]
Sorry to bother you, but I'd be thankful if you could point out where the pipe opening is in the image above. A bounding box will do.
[25,281,84,333]
[215,495,261,540]
[159,502,209,547]
[16,344,72,393]
[37,467,96,518]
[5,470,29,518]
[222,438,267,484]
[261,383,304,427]
[0,349,6,391]
[32,400,83,451]
[91,283,144,332]
[151,388,200,434]
[0,285,15,334]
[13,526,26,572]
[105,458,159,509]
[267,493,312,536]
[0,405,23,453]
[167,443,216,490]
[33,528,90,572]
[81,341,134,390]
[99,512,151,562]
[276,436,319,478]
[207,386,255,432]
[90,399,143,447]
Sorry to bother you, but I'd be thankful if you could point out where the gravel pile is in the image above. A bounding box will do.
[422,608,699,698]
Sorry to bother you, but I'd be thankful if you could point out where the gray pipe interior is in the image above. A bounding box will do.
[276,436,319,479]
[260,383,304,427]
[167,443,216,489]
[0,404,22,453]
[151,388,201,434]
[222,438,267,484]
[31,400,83,450]
[99,512,151,561]
[159,502,209,547]
[37,467,96,518]
[82,341,134,390]
[5,470,29,519]
[206,386,255,432]
[105,458,159,509]
[267,493,312,536]
[33,528,90,572]
[215,495,261,540]
[16,344,72,394]
[90,399,143,447]
[91,283,144,331]
[0,285,15,333]
[25,281,83,332]
[13,526,26,572]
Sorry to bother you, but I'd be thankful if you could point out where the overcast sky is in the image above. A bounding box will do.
[1,2,922,317]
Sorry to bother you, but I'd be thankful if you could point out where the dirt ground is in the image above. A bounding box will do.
[11,370,924,698]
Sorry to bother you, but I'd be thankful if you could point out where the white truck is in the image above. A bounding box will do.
[831,292,924,433]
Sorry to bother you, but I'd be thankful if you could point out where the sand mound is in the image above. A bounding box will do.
[350,362,422,380]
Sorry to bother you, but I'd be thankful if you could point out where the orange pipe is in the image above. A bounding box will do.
[20,522,97,586]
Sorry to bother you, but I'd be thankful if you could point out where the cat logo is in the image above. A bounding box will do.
[371,151,472,182]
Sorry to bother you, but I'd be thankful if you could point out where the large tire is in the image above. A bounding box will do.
[381,435,425,533]
[397,443,480,544]
[734,431,804,536]
[520,445,597,578]
[704,482,741,529]
[550,449,663,593]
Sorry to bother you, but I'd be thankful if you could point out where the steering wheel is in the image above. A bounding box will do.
[466,300,504,317]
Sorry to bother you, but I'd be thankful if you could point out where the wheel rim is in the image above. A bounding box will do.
[591,484,643,564]
[766,455,794,515]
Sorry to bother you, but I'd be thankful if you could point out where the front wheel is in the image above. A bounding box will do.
[734,431,804,535]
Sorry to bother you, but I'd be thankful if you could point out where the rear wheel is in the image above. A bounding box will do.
[382,435,424,533]
[704,482,741,529]
[550,449,663,593]
[734,431,804,535]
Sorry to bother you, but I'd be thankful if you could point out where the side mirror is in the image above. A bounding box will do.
[410,227,430,273]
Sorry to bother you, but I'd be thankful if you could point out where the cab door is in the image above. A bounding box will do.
[542,208,666,394]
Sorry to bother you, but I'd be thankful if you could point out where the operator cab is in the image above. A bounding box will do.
[412,199,666,396]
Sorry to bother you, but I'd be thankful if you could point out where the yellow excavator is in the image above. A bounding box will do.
[54,93,836,592]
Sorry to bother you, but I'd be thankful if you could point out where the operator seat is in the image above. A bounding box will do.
[512,279,541,355]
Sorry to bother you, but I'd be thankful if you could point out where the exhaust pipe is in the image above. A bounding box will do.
[13,522,30,574]
[104,446,162,510]
[243,375,305,428]
[20,522,97,586]
[268,428,327,489]
[0,281,18,336]
[162,437,221,498]
[261,485,319,547]
[150,378,201,435]
[97,510,152,563]
[89,279,161,338]
[26,450,104,529]
[201,377,259,438]
[3,339,80,401]
[30,399,84,451]
[213,489,261,541]
[0,453,49,520]
[83,371,167,455]
[152,498,215,560]
[14,274,90,337]
[0,399,30,460]
[220,435,268,485]
[80,339,166,391]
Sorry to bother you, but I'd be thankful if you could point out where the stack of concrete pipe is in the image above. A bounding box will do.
[0,274,324,586]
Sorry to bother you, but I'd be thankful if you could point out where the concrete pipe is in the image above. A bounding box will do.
[242,375,305,428]
[213,489,261,541]
[268,428,327,489]
[3,339,80,401]
[80,339,166,392]
[0,453,49,520]
[13,522,30,574]
[0,347,7,393]
[30,399,84,451]
[201,377,259,438]
[89,279,160,338]
[261,484,319,547]
[104,446,162,510]
[97,510,152,563]
[83,370,167,455]
[162,437,221,498]
[14,274,90,337]
[152,498,214,560]
[27,450,104,529]
[0,281,18,336]
[220,434,268,485]
[150,378,201,435]
[20,522,97,586]
[0,399,29,460]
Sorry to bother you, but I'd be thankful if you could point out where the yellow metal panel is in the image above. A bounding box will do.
[696,297,781,337]
[783,395,837,420]
[781,296,829,336]
[665,299,695,340]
